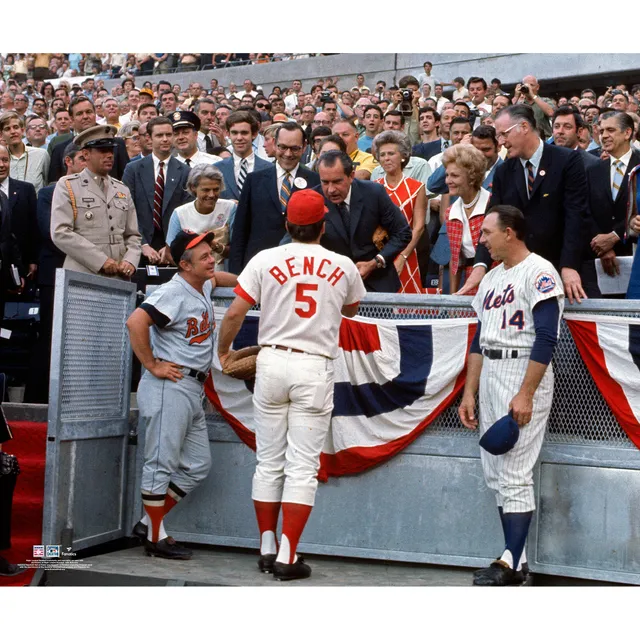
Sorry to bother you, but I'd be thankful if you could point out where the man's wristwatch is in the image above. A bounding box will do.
[374,255,385,269]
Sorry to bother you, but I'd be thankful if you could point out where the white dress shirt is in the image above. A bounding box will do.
[176,150,222,166]
[0,177,8,198]
[152,153,171,180]
[519,139,544,184]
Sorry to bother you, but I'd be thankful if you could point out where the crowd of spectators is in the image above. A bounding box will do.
[2,56,640,402]
[0,53,334,82]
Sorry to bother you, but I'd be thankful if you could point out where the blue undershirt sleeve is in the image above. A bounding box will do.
[530,298,560,365]
[470,321,482,355]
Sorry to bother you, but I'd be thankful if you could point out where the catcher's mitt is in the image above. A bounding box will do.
[372,225,389,251]
[222,346,261,380]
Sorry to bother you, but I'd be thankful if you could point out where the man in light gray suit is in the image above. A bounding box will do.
[122,116,192,265]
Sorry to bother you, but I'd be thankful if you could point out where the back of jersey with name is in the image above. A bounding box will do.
[236,243,366,358]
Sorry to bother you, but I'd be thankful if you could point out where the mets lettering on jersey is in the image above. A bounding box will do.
[207,310,477,478]
[472,254,563,351]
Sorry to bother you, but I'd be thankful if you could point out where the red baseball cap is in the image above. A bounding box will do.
[286,189,328,226]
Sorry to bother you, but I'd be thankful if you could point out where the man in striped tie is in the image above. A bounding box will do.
[580,110,640,297]
[228,122,320,273]
[457,104,591,305]
[217,111,271,201]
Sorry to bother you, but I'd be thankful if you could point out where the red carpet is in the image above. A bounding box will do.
[1,421,47,587]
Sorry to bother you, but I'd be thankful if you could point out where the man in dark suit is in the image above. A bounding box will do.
[552,106,600,172]
[459,104,590,303]
[412,108,455,161]
[0,144,38,282]
[48,96,129,183]
[581,111,640,297]
[25,142,86,403]
[229,122,320,273]
[122,116,192,265]
[315,150,412,293]
[0,189,24,327]
[218,111,271,201]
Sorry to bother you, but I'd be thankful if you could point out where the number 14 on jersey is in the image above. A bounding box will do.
[501,309,524,330]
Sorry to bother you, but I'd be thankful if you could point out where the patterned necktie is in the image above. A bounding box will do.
[443,139,450,150]
[338,202,350,231]
[611,159,625,200]
[279,171,292,211]
[526,160,535,198]
[153,161,165,231]
[238,158,248,193]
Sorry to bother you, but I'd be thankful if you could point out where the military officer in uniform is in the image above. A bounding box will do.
[51,125,142,279]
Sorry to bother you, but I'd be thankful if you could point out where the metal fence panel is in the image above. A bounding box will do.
[42,270,136,551]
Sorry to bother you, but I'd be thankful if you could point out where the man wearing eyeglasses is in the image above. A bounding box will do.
[25,117,49,149]
[457,104,590,304]
[229,122,320,273]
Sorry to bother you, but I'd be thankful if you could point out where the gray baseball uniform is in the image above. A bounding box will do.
[137,273,214,496]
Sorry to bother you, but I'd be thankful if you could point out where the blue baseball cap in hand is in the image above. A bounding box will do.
[479,412,519,455]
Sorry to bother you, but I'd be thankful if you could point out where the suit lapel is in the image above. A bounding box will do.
[227,160,240,200]
[617,150,640,203]
[162,158,180,213]
[268,166,281,211]
[529,144,550,200]
[8,179,18,210]
[326,203,349,245]
[348,180,363,239]
[513,159,528,205]
[142,156,155,211]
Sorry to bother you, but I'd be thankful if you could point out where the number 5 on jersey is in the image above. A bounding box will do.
[295,283,318,318]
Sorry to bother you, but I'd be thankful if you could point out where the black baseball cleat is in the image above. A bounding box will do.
[273,558,312,581]
[0,555,27,577]
[131,520,148,543]
[258,553,277,574]
[145,537,193,560]
[473,560,525,586]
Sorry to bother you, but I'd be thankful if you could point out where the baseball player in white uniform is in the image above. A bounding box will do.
[218,189,366,581]
[459,205,563,586]
[126,230,237,559]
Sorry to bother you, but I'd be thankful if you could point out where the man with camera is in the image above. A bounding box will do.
[387,76,421,146]
[466,77,491,129]
[513,75,554,138]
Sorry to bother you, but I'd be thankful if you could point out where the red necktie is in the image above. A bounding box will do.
[153,161,165,230]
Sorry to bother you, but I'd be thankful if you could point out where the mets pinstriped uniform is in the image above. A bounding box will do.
[137,274,214,500]
[235,242,366,506]
[471,253,563,513]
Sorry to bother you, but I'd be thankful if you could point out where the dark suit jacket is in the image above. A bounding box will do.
[229,163,320,273]
[0,191,23,293]
[412,139,443,162]
[49,135,129,184]
[6,178,38,267]
[578,148,601,172]
[122,155,192,246]
[475,143,589,271]
[36,184,65,287]
[218,155,272,201]
[584,149,640,259]
[317,179,412,293]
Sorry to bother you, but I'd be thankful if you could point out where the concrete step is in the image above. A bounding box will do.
[39,544,616,587]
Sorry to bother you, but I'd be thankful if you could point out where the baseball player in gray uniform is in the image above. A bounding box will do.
[459,205,563,586]
[218,189,366,581]
[126,230,237,559]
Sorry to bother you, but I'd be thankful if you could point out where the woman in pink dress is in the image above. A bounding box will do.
[373,130,427,293]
